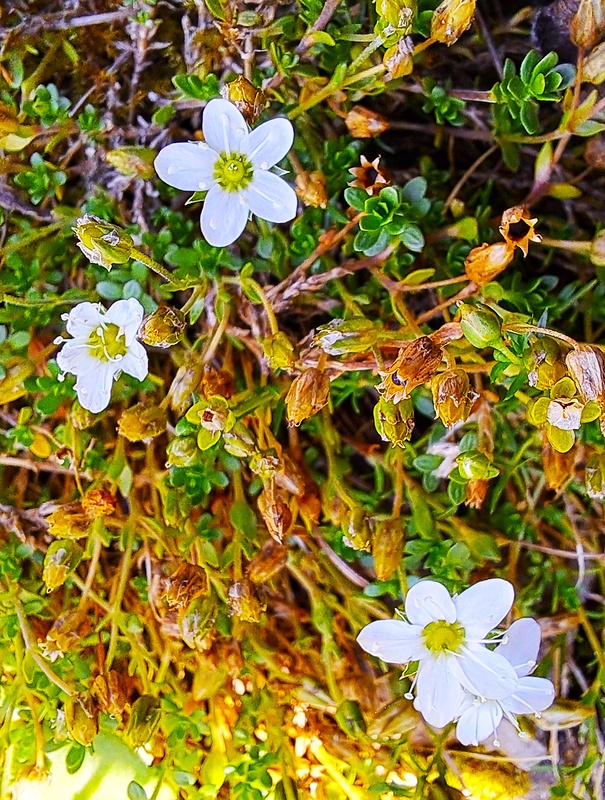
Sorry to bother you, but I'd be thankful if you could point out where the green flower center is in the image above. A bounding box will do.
[422,620,465,654]
[213,152,253,192]
[87,323,128,362]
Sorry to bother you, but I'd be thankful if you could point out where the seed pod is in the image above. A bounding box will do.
[372,518,404,581]
[384,36,414,78]
[432,369,477,427]
[464,241,515,285]
[262,331,297,370]
[295,170,328,209]
[92,671,129,723]
[342,507,371,551]
[65,694,99,747]
[586,451,605,498]
[431,0,477,45]
[126,695,161,747]
[571,0,604,49]
[458,305,502,348]
[335,700,366,738]
[374,396,414,446]
[138,306,186,348]
[160,562,208,609]
[348,155,393,196]
[43,540,83,591]
[247,539,288,584]
[168,354,205,415]
[41,610,90,661]
[46,503,90,540]
[81,488,116,519]
[285,368,330,426]
[499,206,541,257]
[73,214,133,271]
[179,597,216,650]
[228,580,264,622]
[378,337,443,403]
[465,477,488,509]
[543,435,577,491]
[565,344,605,403]
[344,106,389,138]
[257,483,294,542]
[118,403,167,442]
[584,40,605,84]
[221,76,266,125]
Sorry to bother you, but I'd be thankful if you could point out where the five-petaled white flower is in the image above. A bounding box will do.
[456,617,555,747]
[357,579,518,728]
[56,299,148,413]
[154,98,297,248]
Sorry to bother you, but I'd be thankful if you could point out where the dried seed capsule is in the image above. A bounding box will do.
[257,483,294,542]
[565,344,605,404]
[431,369,477,427]
[295,170,328,209]
[543,435,577,491]
[65,694,99,747]
[126,695,161,747]
[348,155,393,196]
[221,76,266,125]
[464,241,515,285]
[377,337,442,403]
[138,306,186,348]
[285,368,330,426]
[247,539,288,584]
[81,488,116,519]
[118,403,167,442]
[372,518,405,581]
[46,503,90,540]
[431,0,477,45]
[73,214,133,271]
[374,396,414,446]
[499,206,541,256]
[344,106,389,138]
[228,580,264,622]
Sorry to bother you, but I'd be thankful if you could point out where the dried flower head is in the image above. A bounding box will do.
[499,206,541,257]
[344,106,389,138]
[221,76,267,125]
[285,368,330,426]
[138,306,187,348]
[374,396,414,446]
[348,155,392,196]
[565,344,605,404]
[464,241,515,285]
[118,403,168,442]
[432,368,478,427]
[377,337,443,403]
[431,0,477,45]
[82,488,117,519]
[46,502,90,540]
[295,170,328,208]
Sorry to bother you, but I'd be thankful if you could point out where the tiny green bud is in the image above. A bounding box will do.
[314,317,378,356]
[374,396,414,447]
[65,694,99,747]
[126,695,161,747]
[73,214,133,271]
[459,304,502,348]
[457,450,498,481]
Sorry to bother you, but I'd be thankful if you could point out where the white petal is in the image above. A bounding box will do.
[414,656,466,728]
[243,171,298,224]
[241,118,294,170]
[405,580,456,626]
[154,142,218,191]
[456,645,519,700]
[56,340,98,375]
[501,677,555,715]
[356,620,426,664]
[202,98,248,154]
[496,618,541,677]
[456,700,503,746]
[105,298,145,343]
[119,341,148,381]
[201,185,249,247]
[454,579,514,639]
[65,302,103,338]
[75,364,116,413]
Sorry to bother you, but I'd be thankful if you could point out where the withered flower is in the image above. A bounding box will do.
[257,483,294,542]
[46,503,90,540]
[285,368,330,426]
[65,694,99,747]
[465,478,488,509]
[247,539,288,584]
[543,434,577,491]
[432,368,478,427]
[372,519,405,581]
[43,541,83,592]
[464,241,515,286]
[40,610,90,661]
[138,306,186,348]
[348,155,392,196]
[565,344,605,404]
[228,580,265,622]
[344,106,389,138]
[377,336,443,403]
[431,0,477,45]
[118,403,168,442]
[295,170,328,209]
[82,488,116,519]
[160,562,208,609]
[383,36,415,79]
[499,206,542,257]
[221,76,266,125]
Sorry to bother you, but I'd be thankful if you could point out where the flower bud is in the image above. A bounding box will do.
[257,484,293,542]
[565,344,605,404]
[295,170,328,209]
[166,435,198,466]
[247,538,288,584]
[65,694,99,747]
[262,331,297,370]
[126,695,161,747]
[221,76,266,125]
[138,306,186,348]
[81,488,116,519]
[372,518,404,581]
[377,337,443,403]
[335,700,366,738]
[459,305,502,348]
[228,580,264,622]
[43,540,83,591]
[457,450,498,481]
[118,403,167,442]
[499,206,541,257]
[315,317,378,356]
[374,396,414,446]
[285,368,330,426]
[73,214,133,271]
[223,422,257,458]
[571,0,604,49]
[464,241,515,285]
[342,507,371,551]
[106,146,156,179]
[431,0,477,45]
[344,106,389,138]
[431,369,477,427]
[586,452,605,498]
[46,503,90,540]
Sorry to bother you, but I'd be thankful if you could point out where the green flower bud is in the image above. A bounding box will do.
[126,695,161,747]
[65,694,99,747]
[335,700,366,738]
[262,331,296,370]
[73,214,133,271]
[459,304,502,348]
[138,306,186,348]
[43,540,83,591]
[314,317,378,356]
[374,396,414,447]
[457,450,499,481]
[342,507,372,551]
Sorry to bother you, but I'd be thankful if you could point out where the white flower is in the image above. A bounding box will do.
[154,98,297,247]
[456,618,555,747]
[357,579,518,728]
[427,440,461,479]
[56,299,148,413]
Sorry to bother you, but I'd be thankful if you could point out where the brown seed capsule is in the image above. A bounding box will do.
[499,206,542,257]
[138,306,186,348]
[432,369,478,427]
[565,344,605,403]
[81,488,116,519]
[584,40,605,84]
[228,580,265,622]
[372,519,405,581]
[247,538,288,584]
[295,170,328,209]
[46,503,90,540]
[344,106,389,138]
[65,694,99,747]
[465,477,488,509]
[257,483,294,542]
[571,0,604,49]
[348,155,393,196]
[92,670,129,723]
[118,403,167,442]
[40,610,90,661]
[543,434,577,491]
[464,241,516,286]
[160,562,208,609]
[431,0,477,45]
[221,76,266,125]
[285,368,330,426]
[377,337,443,403]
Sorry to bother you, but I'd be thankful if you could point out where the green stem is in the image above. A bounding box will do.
[347,35,384,73]
[130,247,180,285]
[105,523,135,670]
[289,64,385,119]
[504,323,578,348]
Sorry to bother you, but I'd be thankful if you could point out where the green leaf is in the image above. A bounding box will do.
[203,0,228,21]
[344,187,369,211]
[127,781,148,800]
[400,224,424,253]
[401,176,427,204]
[65,744,86,775]
[520,101,540,134]
[96,281,123,299]
[402,267,435,285]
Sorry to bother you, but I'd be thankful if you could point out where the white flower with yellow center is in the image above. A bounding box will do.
[456,618,555,747]
[357,579,518,728]
[154,98,297,248]
[56,299,148,413]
